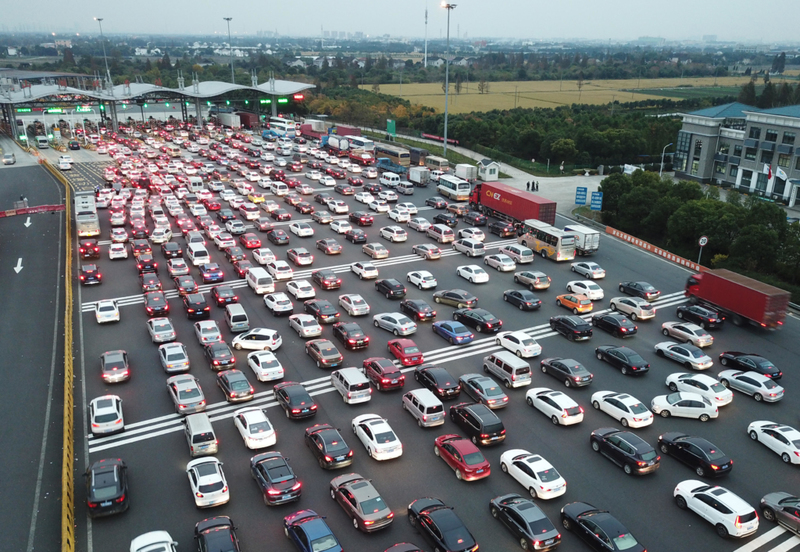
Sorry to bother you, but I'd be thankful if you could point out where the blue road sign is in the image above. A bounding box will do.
[590,191,603,211]
[575,187,587,205]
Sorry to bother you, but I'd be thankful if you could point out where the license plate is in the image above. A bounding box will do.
[411,357,418,361]
[335,456,345,461]
[476,469,484,474]
[648,460,654,465]
[301,408,309,413]
[100,501,112,507]
[721,464,729,469]
[545,539,554,545]
[391,379,398,384]
[490,436,499,440]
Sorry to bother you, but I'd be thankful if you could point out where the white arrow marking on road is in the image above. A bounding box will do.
[13,258,23,273]
[24,217,31,228]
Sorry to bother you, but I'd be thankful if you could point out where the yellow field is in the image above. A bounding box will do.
[364,76,755,113]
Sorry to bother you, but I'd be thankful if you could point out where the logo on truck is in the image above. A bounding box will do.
[487,191,501,200]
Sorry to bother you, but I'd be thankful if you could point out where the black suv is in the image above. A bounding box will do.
[375,278,406,299]
[211,285,238,307]
[144,291,169,316]
[550,315,593,341]
[183,293,210,319]
[332,322,369,350]
[432,212,458,227]
[449,402,506,446]
[414,364,461,400]
[349,211,374,226]
[590,427,660,475]
[304,424,354,469]
[250,451,302,505]
[79,264,102,285]
[676,304,725,329]
[79,239,100,259]
[85,458,129,517]
[489,221,516,237]
[463,211,487,226]
[136,253,158,274]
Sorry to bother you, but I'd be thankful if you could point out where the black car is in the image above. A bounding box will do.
[314,192,333,204]
[364,183,382,194]
[144,291,169,316]
[450,402,506,446]
[595,345,650,376]
[250,451,302,505]
[304,424,354,469]
[79,239,101,259]
[376,278,407,299]
[334,183,354,195]
[332,322,370,350]
[195,517,241,552]
[676,304,725,329]
[312,269,342,290]
[618,281,661,301]
[363,357,406,391]
[400,299,437,321]
[424,196,448,209]
[85,458,129,517]
[295,201,314,214]
[80,264,102,285]
[173,274,199,296]
[346,228,368,243]
[432,289,478,309]
[211,284,238,306]
[550,315,593,341]
[590,427,660,475]
[415,364,461,400]
[273,381,318,419]
[256,217,273,232]
[271,208,292,221]
[183,293,211,319]
[217,209,236,222]
[540,357,594,388]
[139,272,162,292]
[199,263,225,284]
[463,211,487,226]
[304,299,340,324]
[136,253,158,274]
[453,308,503,333]
[349,211,374,226]
[161,241,183,258]
[560,502,647,552]
[69,140,81,150]
[204,341,235,370]
[267,229,290,245]
[503,289,542,311]
[130,239,151,257]
[225,246,246,262]
[657,432,733,478]
[432,212,458,227]
[489,221,516,237]
[490,494,561,551]
[408,497,478,552]
[591,313,638,338]
[216,369,254,402]
[719,351,782,379]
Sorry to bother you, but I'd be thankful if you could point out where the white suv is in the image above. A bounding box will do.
[673,480,759,538]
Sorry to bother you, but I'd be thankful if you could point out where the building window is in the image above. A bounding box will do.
[749,127,761,139]
[691,159,700,176]
[745,148,757,161]
[733,145,743,157]
[741,169,753,187]
[756,173,768,192]
[676,131,691,155]
[718,143,730,154]
[730,165,739,177]
[783,132,796,145]
[675,154,687,172]
[796,156,800,171]
[778,154,791,168]
[765,129,778,142]
[774,178,786,196]
[693,140,703,156]
[714,162,726,174]
[760,150,774,164]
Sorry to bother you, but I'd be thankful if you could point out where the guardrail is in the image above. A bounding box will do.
[605,226,706,272]
[0,204,65,218]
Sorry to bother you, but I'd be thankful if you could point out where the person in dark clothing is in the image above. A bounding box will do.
[526,181,530,190]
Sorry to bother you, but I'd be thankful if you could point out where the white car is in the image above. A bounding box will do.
[407,270,437,290]
[159,342,191,373]
[662,322,713,347]
[225,219,246,235]
[354,192,374,204]
[247,350,285,382]
[609,296,656,320]
[591,390,654,428]
[264,292,294,315]
[748,421,800,464]
[348,163,362,174]
[320,175,336,187]
[194,320,222,344]
[566,280,604,300]
[484,254,517,272]
[570,261,606,279]
[267,260,294,280]
[380,226,408,242]
[262,199,281,213]
[388,208,410,222]
[352,414,403,461]
[58,159,72,171]
[186,457,230,508]
[149,228,172,244]
[287,280,315,299]
[214,232,236,250]
[397,202,418,215]
[365,167,378,178]
[673,480,759,538]
[305,170,322,180]
[651,392,718,421]
[289,222,314,237]
[232,327,282,351]
[654,341,714,370]
[351,262,379,280]
[665,373,733,407]
[373,312,417,336]
[167,258,190,277]
[88,395,124,435]
[330,220,353,235]
[457,228,485,242]
[525,388,583,426]
[219,189,235,202]
[407,217,431,232]
[253,247,276,265]
[288,313,323,338]
[456,265,490,284]
[95,299,120,323]
[718,370,785,402]
[339,294,371,316]
[495,331,542,358]
[378,190,398,202]
[499,449,567,499]
[189,204,207,217]
[369,200,390,213]
[234,407,277,449]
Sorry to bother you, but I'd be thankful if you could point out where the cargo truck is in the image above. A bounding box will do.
[326,135,350,157]
[408,166,430,187]
[217,112,241,129]
[563,224,600,255]
[375,157,408,175]
[236,112,258,130]
[468,181,556,226]
[455,163,478,182]
[685,269,790,329]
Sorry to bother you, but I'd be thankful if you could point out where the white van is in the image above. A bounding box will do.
[402,388,445,427]
[397,181,415,195]
[245,267,275,294]
[483,351,532,388]
[36,136,50,149]
[186,231,205,246]
[426,224,455,244]
[271,182,289,196]
[188,176,205,193]
[379,172,401,188]
[331,368,372,404]
[224,303,250,333]
[187,243,210,266]
[183,413,218,457]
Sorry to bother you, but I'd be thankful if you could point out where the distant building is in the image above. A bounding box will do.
[7,47,17,56]
[477,159,501,181]
[702,35,717,43]
[427,57,445,68]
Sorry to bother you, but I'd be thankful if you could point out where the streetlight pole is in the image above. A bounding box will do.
[224,17,234,84]
[94,17,112,87]
[441,2,456,156]
[660,142,674,177]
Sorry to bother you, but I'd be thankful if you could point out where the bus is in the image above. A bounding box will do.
[74,191,100,237]
[268,117,299,137]
[347,136,375,154]
[374,144,410,167]
[437,175,471,201]
[425,155,449,172]
[408,146,429,166]
[518,219,576,261]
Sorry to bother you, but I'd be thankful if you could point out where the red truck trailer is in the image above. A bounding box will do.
[685,269,790,329]
[236,112,259,130]
[468,181,556,226]
[299,124,326,141]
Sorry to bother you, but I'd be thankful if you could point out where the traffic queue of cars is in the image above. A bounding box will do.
[77,121,797,552]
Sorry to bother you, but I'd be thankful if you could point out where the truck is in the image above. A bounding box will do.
[454,163,478,183]
[217,112,241,129]
[326,135,350,157]
[375,157,408,175]
[563,223,600,255]
[236,112,258,130]
[348,150,374,165]
[299,124,326,141]
[408,166,430,187]
[469,181,556,226]
[331,125,360,137]
[684,269,790,329]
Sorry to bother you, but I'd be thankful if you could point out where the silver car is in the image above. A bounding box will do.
[609,296,655,321]
[289,313,323,338]
[159,342,191,373]
[760,492,800,534]
[373,312,417,336]
[339,294,371,316]
[662,322,713,348]
[570,261,606,279]
[407,217,431,232]
[484,254,517,272]
[513,270,551,290]
[654,341,713,370]
[194,320,222,345]
[411,244,441,260]
[718,370,785,402]
[147,317,176,343]
[166,374,206,414]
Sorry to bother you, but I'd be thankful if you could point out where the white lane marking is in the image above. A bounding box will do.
[732,527,790,552]
[24,216,31,227]
[14,258,23,273]
[770,536,800,552]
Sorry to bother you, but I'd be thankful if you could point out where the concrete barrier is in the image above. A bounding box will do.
[605,226,707,273]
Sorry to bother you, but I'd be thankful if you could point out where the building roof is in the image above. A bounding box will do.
[478,158,499,167]
[685,102,752,119]
[756,105,800,119]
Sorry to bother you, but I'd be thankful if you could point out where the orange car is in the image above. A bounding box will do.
[556,293,593,314]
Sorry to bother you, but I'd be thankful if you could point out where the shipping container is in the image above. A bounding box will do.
[408,166,430,187]
[299,124,326,141]
[217,112,241,129]
[332,125,360,137]
[469,181,556,226]
[454,163,478,182]
[236,112,259,129]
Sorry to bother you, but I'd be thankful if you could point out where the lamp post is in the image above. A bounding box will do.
[224,17,234,84]
[94,17,112,87]
[441,2,456,156]
[660,142,674,177]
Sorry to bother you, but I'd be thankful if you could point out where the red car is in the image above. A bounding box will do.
[239,233,261,249]
[433,434,491,481]
[362,357,405,391]
[348,177,364,186]
[284,177,302,189]
[387,338,424,367]
[203,198,222,211]
[289,162,303,172]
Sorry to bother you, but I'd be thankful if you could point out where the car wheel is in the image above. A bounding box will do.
[567,285,573,292]
[434,445,440,457]
[386,292,391,299]
[483,364,490,373]
[609,302,617,311]
[471,436,478,445]
[763,507,776,522]
[754,393,763,402]
[695,466,706,477]
[477,325,484,333]
[720,379,730,387]
[720,357,728,366]
[417,283,423,290]
[591,318,599,327]
[393,329,399,336]
[562,517,572,531]
[359,273,363,280]
[556,300,562,307]
[434,297,441,303]
[591,441,600,452]
[499,462,509,474]
[620,418,629,427]
[490,506,500,520]
[408,512,416,528]
[630,312,637,321]
[677,311,684,319]
[520,537,530,551]
[316,360,322,368]
[503,294,508,302]
[551,415,560,425]
[284,408,291,419]
[662,328,670,336]
[716,524,729,538]
[452,313,459,321]
[619,285,625,292]
[659,443,669,454]
[660,410,670,418]
[455,469,463,481]
[782,453,792,463]
[567,333,574,341]
[564,378,572,388]
[592,401,600,410]
[623,463,633,475]
[668,382,678,392]
[699,414,710,422]
[572,307,580,315]
[675,495,687,510]
[469,278,475,283]
[621,366,629,376]
[448,337,455,345]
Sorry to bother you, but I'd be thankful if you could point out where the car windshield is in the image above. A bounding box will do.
[360,496,388,514]
[92,482,120,500]
[629,403,648,414]
[580,299,591,306]
[230,380,251,391]
[463,451,486,466]
[374,431,396,444]
[98,305,115,313]
[613,533,641,551]
[310,536,338,552]
[756,359,776,369]
[537,468,561,482]
[641,450,658,462]
[167,352,186,362]
[687,349,706,359]
[483,385,504,397]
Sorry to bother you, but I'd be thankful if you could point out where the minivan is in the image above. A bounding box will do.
[224,303,250,333]
[483,351,532,388]
[36,136,50,149]
[499,244,535,264]
[379,172,401,188]
[245,267,275,295]
[187,176,205,193]
[402,388,445,427]
[331,368,372,405]
[186,231,205,246]
[183,413,218,457]
[292,153,309,165]
[271,182,289,196]
[397,181,415,195]
[187,243,210,266]
[426,224,455,244]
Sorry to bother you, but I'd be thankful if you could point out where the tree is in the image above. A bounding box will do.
[454,75,463,95]
[577,76,584,103]
[778,222,800,283]
[725,188,742,206]
[371,82,381,94]
[777,82,793,107]
[758,82,776,108]
[63,48,75,66]
[729,224,779,272]
[771,52,786,74]
[477,79,486,94]
[160,52,171,70]
[550,138,579,162]
[598,173,634,225]
[738,81,756,105]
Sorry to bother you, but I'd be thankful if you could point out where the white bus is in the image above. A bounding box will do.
[425,155,449,172]
[74,191,100,237]
[437,175,471,201]
[268,117,299,137]
[347,136,375,154]
[518,219,576,261]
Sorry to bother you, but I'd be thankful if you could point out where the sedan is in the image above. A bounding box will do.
[718,370,785,402]
[514,270,551,291]
[665,373,733,407]
[100,350,130,383]
[496,331,542,358]
[526,387,584,426]
[231,327,282,351]
[352,414,403,460]
[287,247,314,266]
[167,258,190,277]
[719,352,782,379]
[499,449,567,499]
[159,342,191,373]
[388,338,424,366]
[305,338,344,368]
[561,502,646,552]
[332,322,370,350]
[312,268,341,290]
[592,313,638,338]
[458,227,485,241]
[246,350,285,383]
[240,233,261,249]
[618,281,661,301]
[456,265,489,284]
[677,304,725,329]
[651,392,718,421]
[315,238,343,255]
[363,357,405,391]
[375,278,406,299]
[408,217,432,232]
[594,345,650,376]
[204,341,235,370]
[88,395,125,435]
[251,451,303,505]
[460,373,508,408]
[411,243,441,260]
[186,457,229,508]
[339,294,370,316]
[432,320,475,345]
[373,312,417,336]
[166,374,206,414]
[363,243,389,259]
[408,498,477,552]
[304,424,354,470]
[570,261,606,279]
[267,260,294,281]
[503,289,542,311]
[289,222,314,237]
[658,433,733,477]
[654,341,714,370]
[85,459,129,518]
[400,299,436,322]
[433,289,478,309]
[748,421,800,465]
[330,220,352,235]
[264,292,294,316]
[759,492,800,535]
[490,494,561,552]
[434,434,491,481]
[346,228,368,243]
[183,293,211,319]
[147,317,177,343]
[454,308,502,333]
[415,364,460,400]
[267,229,290,245]
[591,391,654,428]
[283,510,342,552]
[329,473,394,531]
[173,275,199,296]
[662,322,713,347]
[489,221,515,237]
[484,254,516,272]
[95,300,120,324]
[349,211,374,226]
[289,314,323,338]
[211,285,238,307]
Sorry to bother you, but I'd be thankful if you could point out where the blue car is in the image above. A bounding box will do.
[199,263,225,284]
[284,509,343,552]
[432,320,474,345]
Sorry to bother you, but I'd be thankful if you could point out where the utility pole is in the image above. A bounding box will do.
[424,3,428,68]
[442,3,457,156]
[224,17,234,84]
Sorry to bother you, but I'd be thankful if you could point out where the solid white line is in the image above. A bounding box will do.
[732,527,789,552]
[770,536,800,552]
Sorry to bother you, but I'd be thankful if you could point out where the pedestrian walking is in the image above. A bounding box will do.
[535,181,539,191]
[526,181,530,191]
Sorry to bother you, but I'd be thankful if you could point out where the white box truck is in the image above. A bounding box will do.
[218,112,241,129]
[408,166,430,187]
[454,163,477,182]
[563,224,600,255]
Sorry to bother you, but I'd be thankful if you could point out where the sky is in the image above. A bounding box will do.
[3,0,799,44]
